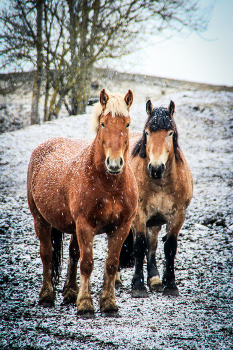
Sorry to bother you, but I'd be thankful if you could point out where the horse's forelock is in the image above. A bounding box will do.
[91,92,130,134]
[147,107,175,132]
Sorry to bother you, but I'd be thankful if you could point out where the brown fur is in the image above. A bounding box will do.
[126,101,193,296]
[27,89,138,314]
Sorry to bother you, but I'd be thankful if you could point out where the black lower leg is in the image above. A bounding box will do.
[147,248,160,280]
[119,229,134,269]
[132,235,147,290]
[163,235,177,289]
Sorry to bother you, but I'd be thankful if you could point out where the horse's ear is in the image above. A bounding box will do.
[168,100,175,117]
[124,90,133,108]
[146,100,153,116]
[100,89,109,108]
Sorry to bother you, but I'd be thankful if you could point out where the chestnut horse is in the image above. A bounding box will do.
[27,89,138,316]
[117,100,193,296]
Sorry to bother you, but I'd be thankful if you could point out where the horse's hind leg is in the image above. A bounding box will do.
[131,230,148,298]
[34,214,55,306]
[115,229,134,288]
[62,233,80,304]
[146,226,163,292]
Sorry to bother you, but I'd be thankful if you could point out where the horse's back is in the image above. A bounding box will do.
[28,137,89,177]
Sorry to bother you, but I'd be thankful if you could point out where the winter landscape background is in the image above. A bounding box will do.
[0,70,233,349]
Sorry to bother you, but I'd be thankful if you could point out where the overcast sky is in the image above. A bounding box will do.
[1,0,232,86]
[119,0,233,86]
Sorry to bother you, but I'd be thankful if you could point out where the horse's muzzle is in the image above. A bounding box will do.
[148,163,165,179]
[106,157,124,174]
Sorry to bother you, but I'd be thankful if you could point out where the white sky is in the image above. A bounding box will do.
[118,0,233,86]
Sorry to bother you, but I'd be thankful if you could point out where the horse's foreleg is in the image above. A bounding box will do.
[34,215,55,306]
[62,233,80,304]
[76,221,94,315]
[100,222,132,313]
[146,226,163,292]
[163,211,185,296]
[115,266,123,288]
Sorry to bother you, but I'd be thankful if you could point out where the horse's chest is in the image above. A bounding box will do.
[146,192,175,219]
[91,194,127,232]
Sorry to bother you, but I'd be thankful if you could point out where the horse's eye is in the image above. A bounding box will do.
[126,123,130,128]
[145,131,149,137]
[101,122,105,128]
[169,131,174,137]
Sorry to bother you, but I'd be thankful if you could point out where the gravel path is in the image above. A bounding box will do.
[0,90,233,349]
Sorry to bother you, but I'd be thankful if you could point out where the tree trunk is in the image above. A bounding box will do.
[67,0,78,114]
[30,0,44,125]
[44,67,50,122]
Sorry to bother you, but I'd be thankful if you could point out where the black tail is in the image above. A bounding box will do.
[119,229,135,269]
[51,227,63,285]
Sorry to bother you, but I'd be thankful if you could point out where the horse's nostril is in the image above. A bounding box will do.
[148,163,152,172]
[106,157,110,166]
[120,157,123,167]
[161,164,165,173]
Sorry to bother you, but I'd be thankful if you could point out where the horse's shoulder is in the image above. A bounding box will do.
[173,152,193,204]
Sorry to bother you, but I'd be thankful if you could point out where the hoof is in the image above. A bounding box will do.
[148,276,163,292]
[163,286,179,296]
[62,284,79,304]
[39,288,55,307]
[132,287,148,298]
[77,311,95,319]
[77,297,94,315]
[115,272,123,289]
[63,289,78,304]
[100,298,118,313]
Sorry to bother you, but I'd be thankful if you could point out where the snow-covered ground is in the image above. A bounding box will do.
[0,89,233,349]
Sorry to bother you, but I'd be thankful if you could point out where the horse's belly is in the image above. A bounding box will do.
[33,184,76,233]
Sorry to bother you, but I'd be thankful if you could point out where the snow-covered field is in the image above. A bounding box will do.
[0,89,233,349]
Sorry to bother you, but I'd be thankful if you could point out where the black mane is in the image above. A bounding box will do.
[132,106,181,160]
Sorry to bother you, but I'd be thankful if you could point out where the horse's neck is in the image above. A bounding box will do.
[163,156,178,183]
[91,135,129,191]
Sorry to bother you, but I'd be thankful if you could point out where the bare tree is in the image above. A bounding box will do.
[30,0,44,125]
[49,0,214,117]
[0,0,43,124]
[0,0,214,122]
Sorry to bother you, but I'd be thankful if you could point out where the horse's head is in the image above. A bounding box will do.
[92,89,133,174]
[132,100,179,180]
[145,100,178,179]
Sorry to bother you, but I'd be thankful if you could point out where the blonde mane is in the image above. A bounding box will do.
[91,92,130,133]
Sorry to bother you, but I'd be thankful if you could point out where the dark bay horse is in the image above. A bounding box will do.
[117,100,193,296]
[27,89,138,315]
